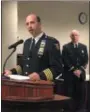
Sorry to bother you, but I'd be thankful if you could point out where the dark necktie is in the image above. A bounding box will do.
[74,44,79,65]
[31,38,35,50]
[75,44,78,48]
[29,39,35,57]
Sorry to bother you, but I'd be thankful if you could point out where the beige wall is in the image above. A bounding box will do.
[2,1,17,70]
[2,1,89,74]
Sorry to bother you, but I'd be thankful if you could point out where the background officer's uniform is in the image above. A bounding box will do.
[62,42,88,111]
[11,33,63,81]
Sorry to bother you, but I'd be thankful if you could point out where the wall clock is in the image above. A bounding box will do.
[78,12,88,24]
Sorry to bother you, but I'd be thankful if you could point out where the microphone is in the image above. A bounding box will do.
[8,39,24,49]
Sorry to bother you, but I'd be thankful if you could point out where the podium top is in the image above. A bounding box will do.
[2,77,54,86]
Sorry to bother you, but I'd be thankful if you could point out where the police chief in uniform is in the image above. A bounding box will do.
[4,13,63,81]
[62,30,88,112]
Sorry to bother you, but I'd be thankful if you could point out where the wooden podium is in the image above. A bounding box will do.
[2,78,54,102]
[2,78,72,112]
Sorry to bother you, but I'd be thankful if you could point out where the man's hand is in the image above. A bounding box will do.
[4,70,12,77]
[73,69,82,78]
[28,72,40,81]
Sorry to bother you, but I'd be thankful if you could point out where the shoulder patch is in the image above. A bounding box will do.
[54,43,60,50]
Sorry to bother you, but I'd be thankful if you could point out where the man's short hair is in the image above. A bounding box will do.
[36,16,41,23]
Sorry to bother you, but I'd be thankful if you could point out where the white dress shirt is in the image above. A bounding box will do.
[32,32,44,44]
[74,43,78,48]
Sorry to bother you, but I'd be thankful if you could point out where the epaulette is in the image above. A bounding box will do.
[47,36,55,40]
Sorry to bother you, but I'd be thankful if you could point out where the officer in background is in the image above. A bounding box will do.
[4,13,63,81]
[62,30,88,112]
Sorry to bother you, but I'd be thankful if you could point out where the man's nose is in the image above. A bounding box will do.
[28,24,31,27]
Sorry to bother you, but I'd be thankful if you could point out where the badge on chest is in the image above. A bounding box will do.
[81,50,84,53]
[38,40,46,57]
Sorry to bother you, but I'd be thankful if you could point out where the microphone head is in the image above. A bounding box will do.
[8,39,24,49]
[17,39,24,44]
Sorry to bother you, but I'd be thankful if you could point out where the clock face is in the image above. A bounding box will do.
[78,12,87,24]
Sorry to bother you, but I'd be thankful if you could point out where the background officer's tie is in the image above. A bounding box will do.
[75,44,78,48]
[74,44,79,65]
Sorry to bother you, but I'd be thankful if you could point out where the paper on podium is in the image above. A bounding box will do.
[86,74,90,81]
[55,74,64,81]
[8,74,30,81]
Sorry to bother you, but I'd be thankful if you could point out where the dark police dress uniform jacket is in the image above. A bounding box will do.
[11,33,63,81]
[62,42,88,81]
[62,42,88,111]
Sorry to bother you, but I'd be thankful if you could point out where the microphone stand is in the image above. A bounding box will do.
[3,47,16,75]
